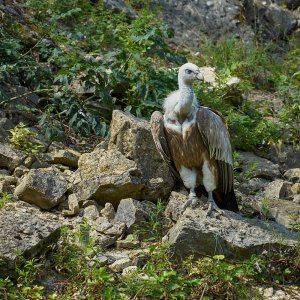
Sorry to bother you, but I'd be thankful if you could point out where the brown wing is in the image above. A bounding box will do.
[150,111,181,181]
[196,107,234,194]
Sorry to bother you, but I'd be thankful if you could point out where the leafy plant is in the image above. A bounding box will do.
[8,122,43,155]
[134,199,169,242]
[0,192,12,209]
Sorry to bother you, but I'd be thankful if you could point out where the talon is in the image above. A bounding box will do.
[182,195,199,212]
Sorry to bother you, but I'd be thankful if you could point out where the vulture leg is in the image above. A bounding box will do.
[207,191,223,216]
[182,188,199,211]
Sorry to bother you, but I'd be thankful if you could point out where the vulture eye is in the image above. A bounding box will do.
[185,69,193,74]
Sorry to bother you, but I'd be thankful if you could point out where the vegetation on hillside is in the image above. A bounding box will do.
[0,0,299,149]
[0,1,300,298]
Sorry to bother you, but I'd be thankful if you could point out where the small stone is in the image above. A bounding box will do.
[291,183,300,195]
[13,166,29,178]
[274,289,286,300]
[264,180,292,200]
[101,202,115,220]
[109,258,134,273]
[263,287,274,298]
[94,254,109,266]
[62,194,80,216]
[116,239,140,250]
[83,205,100,220]
[284,168,300,183]
[122,265,138,276]
[92,232,116,248]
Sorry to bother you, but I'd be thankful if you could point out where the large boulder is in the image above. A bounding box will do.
[252,198,300,229]
[74,149,144,206]
[0,201,61,278]
[165,197,297,261]
[238,151,281,179]
[15,167,68,210]
[245,0,298,41]
[108,110,175,200]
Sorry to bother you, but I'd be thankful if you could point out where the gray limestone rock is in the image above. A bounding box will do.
[238,151,281,180]
[252,198,300,229]
[109,257,135,273]
[83,204,100,220]
[15,167,68,210]
[74,149,144,206]
[48,148,81,168]
[62,193,80,216]
[265,144,300,172]
[115,198,156,233]
[166,206,297,261]
[238,178,270,195]
[0,118,14,142]
[108,110,175,201]
[264,179,293,200]
[0,142,26,171]
[101,202,115,220]
[0,202,61,277]
[284,168,300,183]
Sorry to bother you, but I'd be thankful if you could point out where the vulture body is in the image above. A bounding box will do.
[151,63,238,214]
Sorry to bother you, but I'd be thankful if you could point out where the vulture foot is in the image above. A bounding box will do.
[181,195,199,212]
[206,200,223,217]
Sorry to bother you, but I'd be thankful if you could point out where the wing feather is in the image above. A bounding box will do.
[197,107,234,193]
[150,111,180,180]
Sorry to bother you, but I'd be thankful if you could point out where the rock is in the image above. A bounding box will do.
[166,205,297,261]
[238,151,281,179]
[109,258,134,273]
[83,205,100,220]
[245,0,297,41]
[91,232,116,248]
[0,202,61,277]
[237,178,270,196]
[116,235,140,249]
[13,165,29,178]
[253,198,300,229]
[115,198,155,233]
[164,190,189,222]
[14,167,68,210]
[122,265,138,276]
[94,254,109,266]
[159,0,246,46]
[264,179,292,200]
[30,153,53,169]
[48,148,81,168]
[265,4,297,37]
[276,0,300,9]
[62,194,80,216]
[108,110,175,201]
[284,168,300,183]
[0,142,26,171]
[265,144,300,172]
[74,149,144,206]
[101,202,115,220]
[263,287,274,298]
[291,183,300,194]
[94,217,126,237]
[0,118,14,141]
[104,0,137,19]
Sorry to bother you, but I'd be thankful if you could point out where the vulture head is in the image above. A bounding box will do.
[178,62,204,85]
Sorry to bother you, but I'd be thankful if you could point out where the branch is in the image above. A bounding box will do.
[0,88,53,106]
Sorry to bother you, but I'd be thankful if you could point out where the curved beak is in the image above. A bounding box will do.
[196,72,204,82]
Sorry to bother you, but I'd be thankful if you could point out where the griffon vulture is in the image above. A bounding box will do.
[150,63,238,215]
